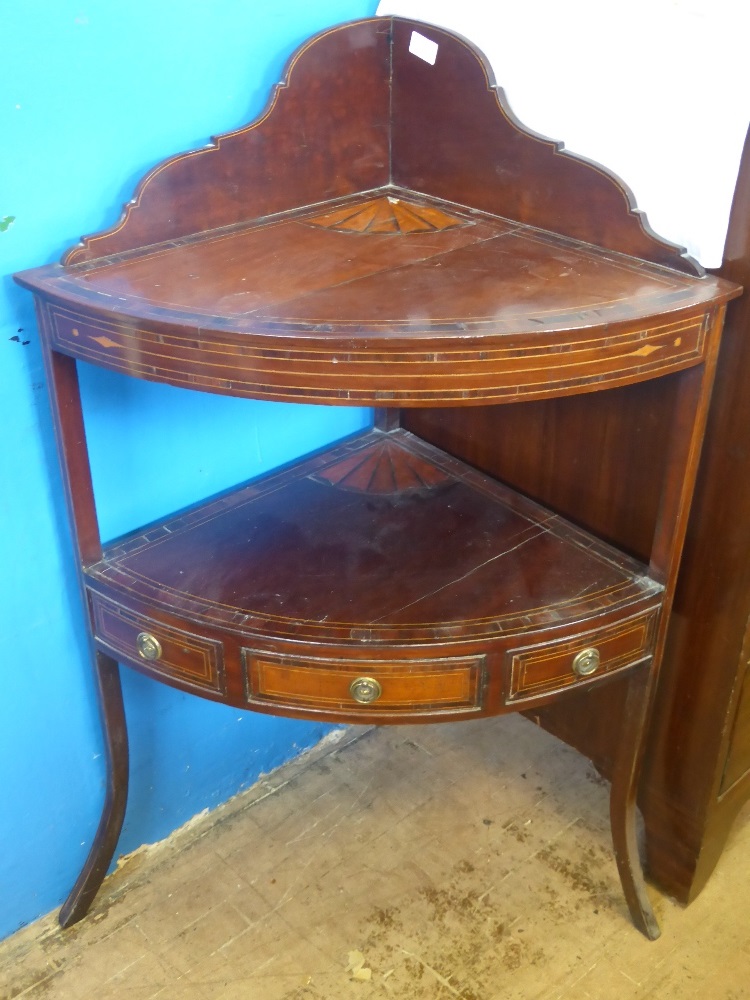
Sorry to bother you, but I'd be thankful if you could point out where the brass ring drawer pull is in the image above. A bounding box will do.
[349,676,382,704]
[136,631,163,661]
[572,647,600,677]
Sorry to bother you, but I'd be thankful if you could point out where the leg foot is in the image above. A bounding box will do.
[59,651,128,928]
[610,664,661,940]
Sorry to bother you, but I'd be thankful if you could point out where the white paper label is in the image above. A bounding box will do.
[409,30,438,65]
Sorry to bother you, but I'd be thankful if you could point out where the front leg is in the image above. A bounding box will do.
[59,651,128,928]
[609,661,661,939]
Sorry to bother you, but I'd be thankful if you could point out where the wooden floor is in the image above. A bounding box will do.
[3,716,750,1000]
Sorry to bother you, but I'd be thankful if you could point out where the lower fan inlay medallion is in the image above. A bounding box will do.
[313,437,451,493]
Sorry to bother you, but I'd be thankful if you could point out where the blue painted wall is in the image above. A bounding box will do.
[1,0,376,940]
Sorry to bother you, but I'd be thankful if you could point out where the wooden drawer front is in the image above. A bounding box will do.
[506,612,657,702]
[243,650,485,716]
[91,594,225,694]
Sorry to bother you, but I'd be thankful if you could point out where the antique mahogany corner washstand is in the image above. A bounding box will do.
[14,17,741,938]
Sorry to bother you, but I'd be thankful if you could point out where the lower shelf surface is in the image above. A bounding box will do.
[85,428,663,721]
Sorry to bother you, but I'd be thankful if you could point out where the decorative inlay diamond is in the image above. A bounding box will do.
[305,196,467,235]
[313,439,451,494]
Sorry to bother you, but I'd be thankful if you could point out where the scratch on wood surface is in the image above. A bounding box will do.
[284,801,344,846]
[267,778,376,912]
[371,523,549,622]
[282,775,376,848]
[400,948,462,996]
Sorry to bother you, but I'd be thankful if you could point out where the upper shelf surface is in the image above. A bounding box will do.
[18,190,740,406]
[20,191,738,338]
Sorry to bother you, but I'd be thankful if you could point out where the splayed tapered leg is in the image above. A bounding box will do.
[59,651,128,928]
[610,662,661,940]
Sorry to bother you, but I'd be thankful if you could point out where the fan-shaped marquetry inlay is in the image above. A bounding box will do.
[305,196,467,235]
[313,439,451,493]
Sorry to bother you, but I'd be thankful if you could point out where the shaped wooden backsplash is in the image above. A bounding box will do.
[63,17,698,275]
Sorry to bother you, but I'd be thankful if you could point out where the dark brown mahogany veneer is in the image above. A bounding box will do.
[14,17,741,938]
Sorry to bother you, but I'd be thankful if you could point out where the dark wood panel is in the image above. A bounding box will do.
[721,663,750,792]
[390,18,698,273]
[631,128,750,901]
[403,378,679,563]
[64,19,392,263]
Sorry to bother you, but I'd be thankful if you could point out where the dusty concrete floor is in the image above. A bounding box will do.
[2,716,750,1000]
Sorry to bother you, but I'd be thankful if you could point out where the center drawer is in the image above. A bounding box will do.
[243,648,486,717]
